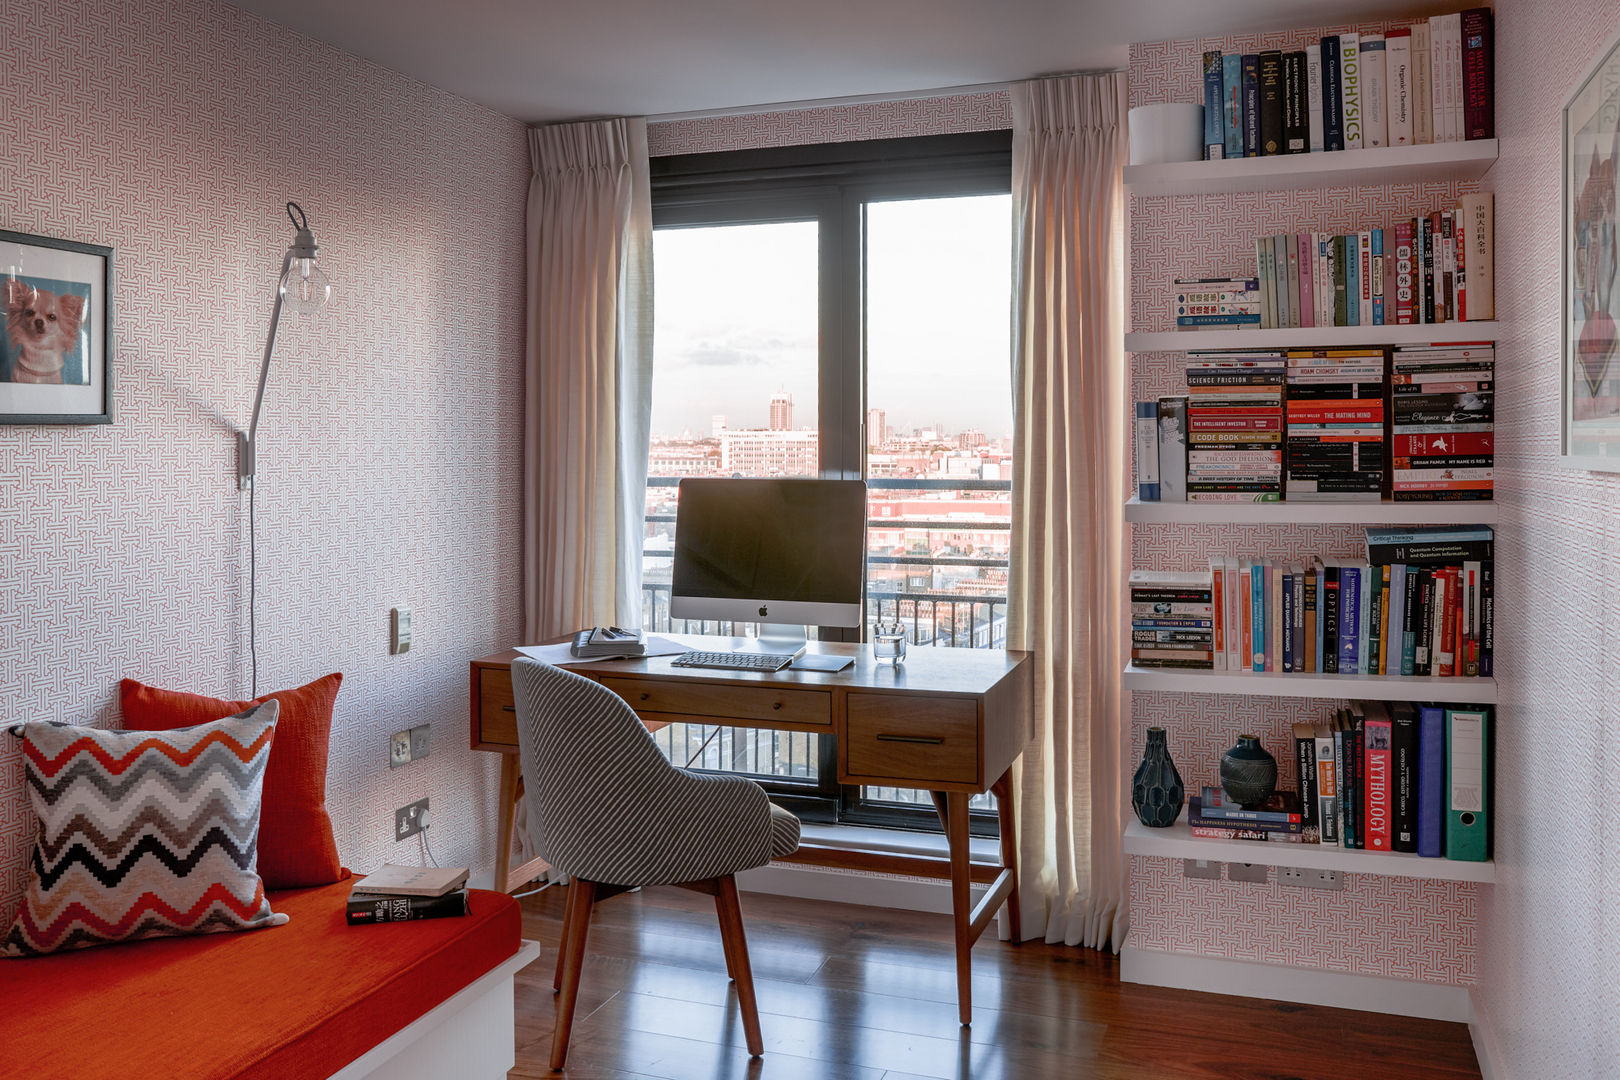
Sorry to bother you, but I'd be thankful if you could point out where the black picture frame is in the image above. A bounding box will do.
[1,228,114,424]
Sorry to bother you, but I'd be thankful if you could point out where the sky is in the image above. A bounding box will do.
[649,193,1014,440]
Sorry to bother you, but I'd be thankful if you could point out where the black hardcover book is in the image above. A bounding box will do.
[1258,51,1284,155]
[1333,235,1349,325]
[1293,721,1319,833]
[1481,562,1494,676]
[1415,569,1435,676]
[1366,567,1385,674]
[1322,564,1340,673]
[1243,53,1262,156]
[1366,534,1495,565]
[1401,562,1422,674]
[1286,382,1386,400]
[1421,216,1436,323]
[347,888,471,925]
[1284,50,1308,152]
[1349,705,1366,850]
[1390,702,1420,852]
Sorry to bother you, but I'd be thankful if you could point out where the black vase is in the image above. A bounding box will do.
[1220,734,1278,809]
[1132,727,1185,828]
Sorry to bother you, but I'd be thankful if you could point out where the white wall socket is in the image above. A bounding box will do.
[390,605,412,655]
[1279,866,1344,891]
[389,730,412,769]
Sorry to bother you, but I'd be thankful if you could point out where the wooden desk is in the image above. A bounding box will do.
[470,637,1032,1023]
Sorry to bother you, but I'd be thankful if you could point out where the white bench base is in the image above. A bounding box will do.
[327,939,541,1080]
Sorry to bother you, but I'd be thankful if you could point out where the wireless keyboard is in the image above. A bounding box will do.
[671,650,797,672]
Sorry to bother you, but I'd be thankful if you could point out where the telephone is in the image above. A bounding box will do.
[569,626,647,659]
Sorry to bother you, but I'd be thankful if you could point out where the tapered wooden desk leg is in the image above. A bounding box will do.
[550,879,596,1071]
[992,768,1022,943]
[494,754,520,895]
[934,789,974,1026]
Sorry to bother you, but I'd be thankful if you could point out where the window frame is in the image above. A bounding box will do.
[649,131,1012,837]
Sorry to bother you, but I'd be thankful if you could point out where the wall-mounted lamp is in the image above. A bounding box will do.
[239,201,331,489]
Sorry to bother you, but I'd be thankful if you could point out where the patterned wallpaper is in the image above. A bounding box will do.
[1474,1,1620,1075]
[647,90,1012,156]
[1126,28,1484,985]
[0,0,528,919]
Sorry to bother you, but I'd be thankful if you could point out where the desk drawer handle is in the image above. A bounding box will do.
[502,705,515,713]
[772,702,783,710]
[875,734,944,745]
[640,693,651,702]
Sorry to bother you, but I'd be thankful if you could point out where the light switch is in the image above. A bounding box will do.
[391,606,412,655]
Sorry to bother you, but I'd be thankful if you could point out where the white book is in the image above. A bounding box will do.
[1361,33,1388,148]
[1449,13,1466,143]
[1306,43,1326,152]
[1156,396,1187,501]
[1318,233,1331,327]
[1225,557,1242,671]
[1340,32,1362,149]
[1411,22,1433,145]
[1359,230,1373,326]
[1386,30,1414,146]
[1428,16,1448,141]
[352,864,470,897]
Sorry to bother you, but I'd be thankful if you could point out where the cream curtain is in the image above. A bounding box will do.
[1006,73,1130,950]
[523,117,654,641]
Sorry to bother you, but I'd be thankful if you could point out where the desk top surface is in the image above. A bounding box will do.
[475,635,1030,698]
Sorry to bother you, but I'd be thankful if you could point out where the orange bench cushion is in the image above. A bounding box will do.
[1,880,522,1080]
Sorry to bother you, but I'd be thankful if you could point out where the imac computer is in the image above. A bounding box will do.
[669,477,868,668]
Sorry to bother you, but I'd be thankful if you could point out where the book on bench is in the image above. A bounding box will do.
[351,864,468,897]
[347,887,469,925]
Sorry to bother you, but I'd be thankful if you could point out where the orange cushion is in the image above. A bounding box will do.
[0,881,523,1080]
[121,675,346,889]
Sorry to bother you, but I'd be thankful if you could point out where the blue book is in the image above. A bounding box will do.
[1314,559,1327,672]
[1322,36,1344,150]
[1339,564,1361,673]
[1371,228,1385,325]
[1281,569,1295,672]
[1204,51,1226,159]
[1223,54,1243,159]
[1358,561,1374,673]
[1242,54,1261,156]
[1250,563,1267,672]
[1417,704,1446,857]
[1346,237,1360,326]
[1135,401,1160,501]
[1388,564,1407,673]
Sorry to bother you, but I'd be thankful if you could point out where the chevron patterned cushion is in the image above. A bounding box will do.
[2,703,290,957]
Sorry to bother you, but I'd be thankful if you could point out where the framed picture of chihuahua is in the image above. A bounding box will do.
[1,229,113,424]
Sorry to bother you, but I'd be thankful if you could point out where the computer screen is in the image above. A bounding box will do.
[670,477,868,629]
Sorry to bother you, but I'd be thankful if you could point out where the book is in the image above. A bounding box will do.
[1188,824,1305,844]
[1365,525,1494,565]
[351,864,471,898]
[1298,233,1315,327]
[1134,401,1160,501]
[1314,720,1338,845]
[1361,701,1394,851]
[1243,53,1262,157]
[1391,702,1420,853]
[1411,21,1434,145]
[1223,52,1244,160]
[1387,28,1414,146]
[1305,43,1326,152]
[572,625,647,658]
[1361,32,1388,148]
[1293,721,1320,836]
[1322,35,1344,151]
[347,887,470,925]
[1462,8,1493,139]
[1204,50,1226,158]
[1195,787,1303,823]
[1284,50,1308,153]
[1457,192,1494,320]
[1340,32,1362,149]
[1258,50,1284,155]
[1157,395,1189,502]
[1446,706,1490,860]
[1210,557,1227,672]
[1418,703,1446,856]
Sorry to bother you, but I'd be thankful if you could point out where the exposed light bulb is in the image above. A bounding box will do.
[280,256,331,313]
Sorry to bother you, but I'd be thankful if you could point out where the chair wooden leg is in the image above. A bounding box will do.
[713,875,764,1057]
[550,878,596,1071]
[992,768,1023,943]
[553,880,579,993]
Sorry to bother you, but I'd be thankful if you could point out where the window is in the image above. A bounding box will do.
[643,133,1013,833]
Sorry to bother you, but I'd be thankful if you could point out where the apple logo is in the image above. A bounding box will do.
[758,605,768,617]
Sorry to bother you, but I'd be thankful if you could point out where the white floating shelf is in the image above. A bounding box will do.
[1125,496,1498,526]
[1124,820,1495,883]
[1125,139,1499,197]
[1122,664,1497,703]
[1126,321,1499,352]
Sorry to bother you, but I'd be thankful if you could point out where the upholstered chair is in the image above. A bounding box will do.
[510,658,802,1070]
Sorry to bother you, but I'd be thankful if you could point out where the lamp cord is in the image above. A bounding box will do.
[249,476,258,699]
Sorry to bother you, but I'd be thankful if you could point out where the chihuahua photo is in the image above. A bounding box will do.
[5,278,86,384]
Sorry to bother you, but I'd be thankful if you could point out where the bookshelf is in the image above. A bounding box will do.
[1126,321,1499,352]
[1124,139,1498,197]
[1122,664,1497,703]
[1124,821,1495,883]
[1125,496,1498,525]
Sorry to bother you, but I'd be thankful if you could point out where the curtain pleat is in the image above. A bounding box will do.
[523,118,653,642]
[1007,73,1130,951]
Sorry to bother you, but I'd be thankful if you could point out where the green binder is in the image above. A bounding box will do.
[1445,706,1491,861]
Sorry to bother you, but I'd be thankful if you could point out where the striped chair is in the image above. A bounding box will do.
[510,658,801,1070]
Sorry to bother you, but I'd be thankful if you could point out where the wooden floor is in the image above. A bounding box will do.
[510,884,1481,1080]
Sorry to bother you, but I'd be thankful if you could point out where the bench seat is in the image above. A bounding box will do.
[2,880,525,1080]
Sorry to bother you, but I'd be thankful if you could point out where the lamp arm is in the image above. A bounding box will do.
[238,249,295,489]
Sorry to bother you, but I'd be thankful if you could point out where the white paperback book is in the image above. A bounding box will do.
[1386,29,1414,146]
[1340,32,1362,149]
[1411,22,1434,145]
[1361,33,1388,148]
[1305,43,1326,152]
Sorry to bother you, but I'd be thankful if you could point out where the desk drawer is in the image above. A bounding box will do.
[479,668,518,746]
[845,694,979,785]
[598,677,831,727]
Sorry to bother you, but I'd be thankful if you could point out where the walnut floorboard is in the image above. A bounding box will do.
[510,885,1481,1080]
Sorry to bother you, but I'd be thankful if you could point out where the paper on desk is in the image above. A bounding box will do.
[513,635,690,665]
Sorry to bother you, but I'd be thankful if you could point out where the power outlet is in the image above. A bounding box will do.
[409,723,430,761]
[390,605,412,655]
[1227,861,1272,884]
[1279,866,1345,891]
[395,797,429,841]
[388,730,412,769]
[1182,858,1223,880]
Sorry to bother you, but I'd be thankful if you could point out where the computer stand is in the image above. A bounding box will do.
[752,623,808,660]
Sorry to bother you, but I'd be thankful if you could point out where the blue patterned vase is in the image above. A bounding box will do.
[1132,727,1185,828]
[1220,734,1278,809]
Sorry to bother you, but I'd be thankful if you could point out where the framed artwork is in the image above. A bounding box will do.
[0,229,113,424]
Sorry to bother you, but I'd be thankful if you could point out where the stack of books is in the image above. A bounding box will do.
[1129,570,1214,670]
[347,864,471,925]
[1200,10,1494,160]
[1285,349,1386,502]
[1391,343,1494,500]
[1187,788,1308,843]
[1365,525,1494,677]
[1291,701,1490,860]
[1185,352,1285,502]
[1246,195,1494,330]
[1175,276,1261,331]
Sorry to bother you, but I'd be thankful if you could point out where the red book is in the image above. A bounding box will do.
[1194,417,1282,431]
[1436,568,1459,677]
[1462,8,1494,140]
[1362,703,1394,851]
[1431,212,1446,322]
[1287,404,1385,422]
[1395,220,1415,325]
[1392,431,1495,456]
